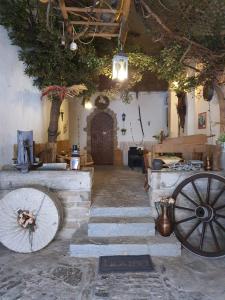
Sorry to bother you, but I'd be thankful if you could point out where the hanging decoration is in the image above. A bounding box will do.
[70,26,78,51]
[121,113,127,135]
[176,92,186,134]
[203,81,214,102]
[129,93,145,146]
[61,21,66,46]
[83,96,93,110]
[112,51,128,81]
[95,95,110,110]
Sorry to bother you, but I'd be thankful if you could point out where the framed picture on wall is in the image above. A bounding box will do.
[198,112,207,129]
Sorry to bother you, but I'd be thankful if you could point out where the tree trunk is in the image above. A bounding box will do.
[47,95,62,163]
[48,95,62,142]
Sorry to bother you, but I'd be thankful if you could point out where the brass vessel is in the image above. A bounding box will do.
[156,204,173,237]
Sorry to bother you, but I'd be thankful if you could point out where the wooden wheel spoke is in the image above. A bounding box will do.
[174,205,195,212]
[211,186,225,207]
[200,222,206,250]
[209,222,220,251]
[206,178,211,204]
[184,220,201,241]
[213,219,225,233]
[215,213,225,219]
[180,191,198,207]
[214,204,225,211]
[175,215,196,225]
[173,173,225,257]
[191,181,203,204]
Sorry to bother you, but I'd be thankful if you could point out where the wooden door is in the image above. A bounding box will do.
[91,112,114,165]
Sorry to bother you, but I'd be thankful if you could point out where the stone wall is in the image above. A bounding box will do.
[148,169,225,217]
[148,169,202,217]
[0,169,93,239]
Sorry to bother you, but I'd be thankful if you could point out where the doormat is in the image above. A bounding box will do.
[98,255,154,273]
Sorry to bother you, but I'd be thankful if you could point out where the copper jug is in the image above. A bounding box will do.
[156,204,173,237]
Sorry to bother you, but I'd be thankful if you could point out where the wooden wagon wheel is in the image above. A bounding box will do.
[0,188,63,253]
[172,173,225,257]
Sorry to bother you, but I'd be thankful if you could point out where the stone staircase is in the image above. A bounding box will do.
[69,205,181,257]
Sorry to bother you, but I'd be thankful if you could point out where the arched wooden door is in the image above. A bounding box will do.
[91,112,114,165]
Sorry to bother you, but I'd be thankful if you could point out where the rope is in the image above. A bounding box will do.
[129,121,144,147]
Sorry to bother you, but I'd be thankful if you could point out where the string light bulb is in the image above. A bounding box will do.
[70,26,78,51]
[61,22,66,46]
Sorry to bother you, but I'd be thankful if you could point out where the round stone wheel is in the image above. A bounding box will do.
[0,187,63,253]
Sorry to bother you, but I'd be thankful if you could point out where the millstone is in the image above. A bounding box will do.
[0,187,63,253]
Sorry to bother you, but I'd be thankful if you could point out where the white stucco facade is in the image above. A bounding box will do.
[0,26,51,168]
[169,87,221,143]
[69,92,168,164]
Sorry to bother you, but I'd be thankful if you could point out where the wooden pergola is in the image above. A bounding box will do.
[59,0,131,45]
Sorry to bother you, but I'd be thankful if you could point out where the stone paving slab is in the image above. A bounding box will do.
[92,167,149,207]
[1,240,225,300]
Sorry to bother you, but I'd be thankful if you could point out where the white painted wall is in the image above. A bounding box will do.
[69,92,168,164]
[169,86,221,143]
[0,26,49,168]
[58,99,69,141]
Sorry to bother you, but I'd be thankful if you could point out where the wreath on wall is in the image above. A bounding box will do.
[95,95,110,110]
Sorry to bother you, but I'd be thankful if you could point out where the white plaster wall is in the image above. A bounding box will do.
[69,92,168,163]
[194,87,220,143]
[169,91,179,137]
[58,99,69,141]
[168,87,220,143]
[0,26,48,168]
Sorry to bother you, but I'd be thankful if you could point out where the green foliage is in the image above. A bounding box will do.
[0,0,105,93]
[218,133,225,143]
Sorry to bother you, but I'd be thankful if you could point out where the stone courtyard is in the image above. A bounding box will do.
[0,167,225,300]
[1,239,225,300]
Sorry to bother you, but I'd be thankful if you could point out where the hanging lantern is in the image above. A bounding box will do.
[83,97,93,110]
[112,52,128,81]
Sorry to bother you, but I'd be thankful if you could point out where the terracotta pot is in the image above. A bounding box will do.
[156,204,173,237]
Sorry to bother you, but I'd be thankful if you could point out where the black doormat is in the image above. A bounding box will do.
[98,255,154,273]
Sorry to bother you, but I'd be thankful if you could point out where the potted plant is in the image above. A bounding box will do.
[218,133,225,149]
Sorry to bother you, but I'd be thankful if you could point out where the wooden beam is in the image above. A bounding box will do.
[119,0,131,46]
[121,0,131,20]
[74,32,119,39]
[70,21,119,27]
[66,7,117,14]
[59,0,68,20]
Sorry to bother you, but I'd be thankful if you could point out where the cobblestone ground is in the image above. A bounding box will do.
[1,240,225,300]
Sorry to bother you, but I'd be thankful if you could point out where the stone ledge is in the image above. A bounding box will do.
[0,169,93,191]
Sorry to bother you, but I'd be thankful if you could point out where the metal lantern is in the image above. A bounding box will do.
[112,52,128,81]
[83,97,93,110]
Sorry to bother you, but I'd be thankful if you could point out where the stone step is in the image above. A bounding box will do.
[88,216,155,237]
[90,206,152,218]
[70,234,181,257]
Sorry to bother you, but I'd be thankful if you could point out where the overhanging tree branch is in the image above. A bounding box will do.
[140,0,219,57]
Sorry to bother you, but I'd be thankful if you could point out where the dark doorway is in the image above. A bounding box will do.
[91,112,114,165]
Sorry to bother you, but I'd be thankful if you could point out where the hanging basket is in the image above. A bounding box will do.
[0,187,63,253]
[203,82,214,102]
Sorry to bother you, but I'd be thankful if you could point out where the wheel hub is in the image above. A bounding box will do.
[195,205,214,222]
